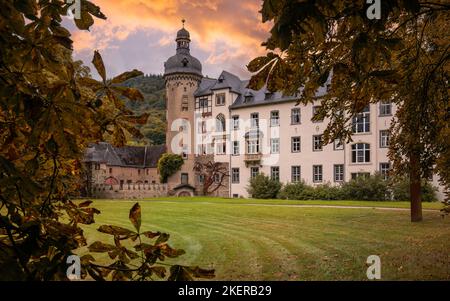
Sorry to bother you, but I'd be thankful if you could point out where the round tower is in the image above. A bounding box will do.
[164,20,203,194]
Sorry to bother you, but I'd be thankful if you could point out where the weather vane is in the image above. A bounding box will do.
[182,19,186,28]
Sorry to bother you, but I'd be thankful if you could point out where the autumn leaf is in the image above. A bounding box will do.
[129,203,141,232]
[92,50,106,82]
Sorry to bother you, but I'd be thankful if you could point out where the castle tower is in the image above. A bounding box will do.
[163,20,203,196]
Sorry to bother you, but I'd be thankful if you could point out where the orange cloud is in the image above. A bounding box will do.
[71,0,271,77]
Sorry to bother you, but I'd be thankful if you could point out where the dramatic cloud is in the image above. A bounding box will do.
[68,0,271,79]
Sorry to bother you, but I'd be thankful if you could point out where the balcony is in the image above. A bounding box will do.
[244,153,262,167]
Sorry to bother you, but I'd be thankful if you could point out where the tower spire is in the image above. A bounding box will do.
[182,19,185,28]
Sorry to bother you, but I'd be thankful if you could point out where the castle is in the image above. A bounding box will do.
[84,22,445,200]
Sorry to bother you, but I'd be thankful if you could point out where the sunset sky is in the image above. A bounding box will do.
[65,0,271,79]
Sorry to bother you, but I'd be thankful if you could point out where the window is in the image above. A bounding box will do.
[247,138,260,154]
[250,167,259,178]
[312,106,323,122]
[270,111,279,126]
[216,142,226,155]
[334,139,344,150]
[291,166,301,183]
[216,114,225,132]
[313,165,323,183]
[198,174,205,184]
[181,95,189,111]
[265,91,274,100]
[380,130,390,148]
[196,97,211,113]
[216,93,226,106]
[313,135,323,151]
[352,106,370,133]
[291,137,301,153]
[182,145,188,159]
[380,163,390,180]
[379,101,392,116]
[232,141,240,155]
[232,168,240,183]
[109,168,113,174]
[271,166,280,181]
[233,194,239,198]
[138,169,141,176]
[181,173,189,184]
[120,180,124,190]
[213,173,220,183]
[334,164,344,182]
[291,108,301,124]
[351,172,370,180]
[232,115,239,130]
[250,113,259,128]
[270,138,280,154]
[94,163,100,170]
[351,143,370,163]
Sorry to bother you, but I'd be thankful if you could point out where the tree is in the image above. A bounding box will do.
[0,0,211,280]
[248,0,449,222]
[157,153,184,183]
[193,160,229,195]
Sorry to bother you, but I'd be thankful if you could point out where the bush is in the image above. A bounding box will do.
[389,176,438,202]
[157,153,184,183]
[247,174,282,199]
[340,173,389,201]
[278,181,343,200]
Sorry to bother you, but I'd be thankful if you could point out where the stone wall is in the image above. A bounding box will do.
[91,183,168,199]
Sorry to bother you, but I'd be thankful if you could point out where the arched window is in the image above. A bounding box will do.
[216,114,226,132]
[351,143,370,163]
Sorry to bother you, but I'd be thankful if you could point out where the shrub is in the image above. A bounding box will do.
[157,153,184,183]
[247,174,282,199]
[389,176,438,202]
[340,173,389,201]
[278,181,343,200]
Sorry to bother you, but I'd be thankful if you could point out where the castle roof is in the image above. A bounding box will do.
[194,70,330,109]
[84,142,166,168]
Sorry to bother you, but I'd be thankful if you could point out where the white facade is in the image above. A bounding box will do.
[193,91,401,198]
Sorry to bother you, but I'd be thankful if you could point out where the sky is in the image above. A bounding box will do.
[65,0,271,80]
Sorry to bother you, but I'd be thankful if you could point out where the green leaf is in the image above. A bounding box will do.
[129,203,141,232]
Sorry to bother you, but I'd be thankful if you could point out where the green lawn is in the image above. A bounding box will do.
[77,198,450,280]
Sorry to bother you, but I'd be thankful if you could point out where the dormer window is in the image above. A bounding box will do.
[244,91,254,103]
[182,58,189,67]
[218,75,225,83]
[265,92,274,100]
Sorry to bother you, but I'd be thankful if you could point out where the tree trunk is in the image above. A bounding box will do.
[409,153,422,222]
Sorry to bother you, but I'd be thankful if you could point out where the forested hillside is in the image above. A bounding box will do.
[122,74,167,146]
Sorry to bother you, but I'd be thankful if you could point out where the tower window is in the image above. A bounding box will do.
[181,95,189,111]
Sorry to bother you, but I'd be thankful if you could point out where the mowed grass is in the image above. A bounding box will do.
[77,198,450,280]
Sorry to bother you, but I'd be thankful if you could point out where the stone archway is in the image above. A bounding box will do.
[178,190,193,197]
